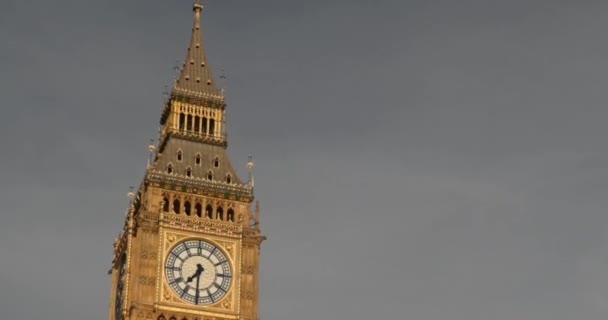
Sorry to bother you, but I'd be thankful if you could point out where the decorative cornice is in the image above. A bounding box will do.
[161,214,243,238]
[158,131,227,153]
[146,170,254,200]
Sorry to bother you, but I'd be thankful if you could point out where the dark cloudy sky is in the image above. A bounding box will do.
[2,0,608,319]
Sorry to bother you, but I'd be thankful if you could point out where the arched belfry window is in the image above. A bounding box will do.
[202,117,208,134]
[194,116,200,133]
[184,201,191,216]
[227,208,235,222]
[163,197,170,212]
[205,204,213,219]
[217,206,224,221]
[179,113,185,130]
[177,150,183,162]
[167,164,173,174]
[195,203,202,218]
[209,119,216,135]
[187,114,193,131]
[173,199,180,214]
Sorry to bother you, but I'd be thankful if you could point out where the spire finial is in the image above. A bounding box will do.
[172,0,223,100]
[194,0,203,11]
[247,154,255,188]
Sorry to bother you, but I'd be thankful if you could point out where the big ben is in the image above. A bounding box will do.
[108,1,266,320]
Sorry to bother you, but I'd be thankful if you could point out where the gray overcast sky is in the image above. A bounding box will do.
[2,0,608,319]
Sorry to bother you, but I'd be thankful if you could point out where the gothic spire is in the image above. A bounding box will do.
[173,0,223,101]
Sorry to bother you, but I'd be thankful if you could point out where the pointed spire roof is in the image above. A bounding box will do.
[173,0,223,101]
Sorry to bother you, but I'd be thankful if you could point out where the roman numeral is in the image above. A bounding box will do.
[171,252,184,262]
[214,260,226,266]
[207,247,217,259]
[213,282,226,292]
[207,289,214,302]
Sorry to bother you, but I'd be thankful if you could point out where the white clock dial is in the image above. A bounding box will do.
[165,240,232,305]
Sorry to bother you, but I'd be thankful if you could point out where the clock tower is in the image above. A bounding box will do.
[108,2,266,320]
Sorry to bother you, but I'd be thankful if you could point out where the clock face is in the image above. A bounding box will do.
[165,239,233,305]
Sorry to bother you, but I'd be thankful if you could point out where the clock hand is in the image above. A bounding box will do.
[195,272,201,304]
[186,264,205,283]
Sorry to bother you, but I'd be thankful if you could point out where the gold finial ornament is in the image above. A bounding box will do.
[247,154,255,187]
[193,0,203,11]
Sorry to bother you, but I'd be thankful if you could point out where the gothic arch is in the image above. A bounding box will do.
[217,206,224,221]
[184,201,191,216]
[227,208,235,222]
[195,203,202,217]
[163,197,170,212]
[173,199,180,214]
[205,204,213,219]
[179,113,185,130]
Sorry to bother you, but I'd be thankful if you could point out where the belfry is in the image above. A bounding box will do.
[108,2,266,319]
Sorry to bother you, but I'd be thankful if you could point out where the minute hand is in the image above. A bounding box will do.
[187,264,205,283]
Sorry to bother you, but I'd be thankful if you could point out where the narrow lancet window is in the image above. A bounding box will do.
[227,208,235,222]
[184,201,191,216]
[217,206,224,221]
[205,204,213,219]
[195,203,202,217]
[202,117,208,134]
[177,151,183,161]
[209,119,215,136]
[187,114,193,131]
[186,167,192,177]
[179,113,185,130]
[167,164,173,174]
[173,199,181,214]
[207,171,213,180]
[194,116,200,133]
[195,154,202,165]
[163,197,170,212]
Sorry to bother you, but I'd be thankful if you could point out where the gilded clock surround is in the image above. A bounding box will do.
[158,231,241,313]
[107,2,265,320]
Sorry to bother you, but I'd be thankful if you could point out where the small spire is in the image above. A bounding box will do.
[173,0,222,100]
[247,154,255,187]
[252,200,261,231]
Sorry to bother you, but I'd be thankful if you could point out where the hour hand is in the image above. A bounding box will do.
[186,264,205,283]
